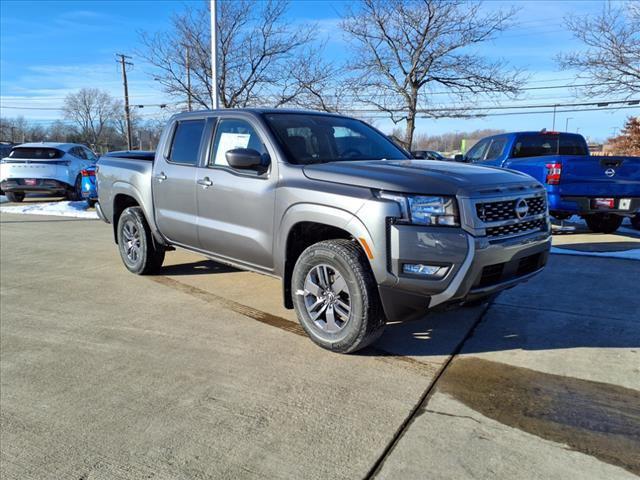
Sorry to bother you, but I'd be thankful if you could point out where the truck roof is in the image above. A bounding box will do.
[167,108,346,121]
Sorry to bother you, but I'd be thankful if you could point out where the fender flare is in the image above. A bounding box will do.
[276,203,383,308]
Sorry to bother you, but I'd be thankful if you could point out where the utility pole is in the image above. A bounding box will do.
[210,0,220,109]
[552,104,557,131]
[116,53,134,150]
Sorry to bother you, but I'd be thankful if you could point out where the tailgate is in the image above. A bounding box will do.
[559,155,640,197]
[1,160,70,182]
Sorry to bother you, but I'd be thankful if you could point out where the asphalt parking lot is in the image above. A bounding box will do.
[1,209,639,479]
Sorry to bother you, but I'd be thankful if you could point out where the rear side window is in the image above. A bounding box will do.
[168,120,205,165]
[512,134,587,158]
[9,148,63,159]
[512,135,556,158]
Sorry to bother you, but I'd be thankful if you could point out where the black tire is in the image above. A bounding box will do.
[551,213,571,221]
[66,175,82,201]
[117,206,165,274]
[291,239,385,353]
[584,213,623,234]
[631,214,640,231]
[6,192,25,202]
[87,199,97,208]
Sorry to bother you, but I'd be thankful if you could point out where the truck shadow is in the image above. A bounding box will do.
[157,259,240,276]
[369,254,640,357]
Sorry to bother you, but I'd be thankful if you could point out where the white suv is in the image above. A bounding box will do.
[0,142,97,202]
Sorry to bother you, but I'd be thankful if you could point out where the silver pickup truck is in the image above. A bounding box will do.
[97,109,551,353]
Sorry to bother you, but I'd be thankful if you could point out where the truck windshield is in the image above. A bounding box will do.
[263,113,409,165]
[512,133,588,158]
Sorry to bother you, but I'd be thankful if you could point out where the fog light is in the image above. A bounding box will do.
[402,263,449,278]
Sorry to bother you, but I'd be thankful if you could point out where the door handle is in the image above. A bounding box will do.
[197,177,213,187]
[155,172,167,182]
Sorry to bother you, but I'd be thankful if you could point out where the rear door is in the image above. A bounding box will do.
[152,118,206,247]
[195,115,277,272]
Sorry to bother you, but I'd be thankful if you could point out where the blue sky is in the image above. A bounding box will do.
[1,0,637,142]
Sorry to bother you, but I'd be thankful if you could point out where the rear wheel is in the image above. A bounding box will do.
[117,206,165,274]
[291,239,385,353]
[631,214,640,231]
[584,213,623,234]
[6,192,25,202]
[66,175,82,201]
[87,199,97,208]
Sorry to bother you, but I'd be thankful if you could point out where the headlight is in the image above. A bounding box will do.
[378,192,459,226]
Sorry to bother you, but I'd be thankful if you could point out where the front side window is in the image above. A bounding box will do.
[264,113,408,165]
[485,138,507,161]
[466,139,490,162]
[168,120,205,165]
[210,118,268,167]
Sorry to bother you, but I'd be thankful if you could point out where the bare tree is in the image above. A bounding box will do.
[138,0,337,110]
[341,0,524,149]
[557,2,640,98]
[63,88,120,147]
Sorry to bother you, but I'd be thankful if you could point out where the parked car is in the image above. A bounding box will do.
[412,150,447,160]
[97,109,551,353]
[0,142,98,202]
[80,166,98,207]
[0,142,17,160]
[454,131,640,233]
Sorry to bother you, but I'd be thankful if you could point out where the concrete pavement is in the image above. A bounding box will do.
[1,211,639,479]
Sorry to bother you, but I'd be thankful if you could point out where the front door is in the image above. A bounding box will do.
[196,117,277,272]
[153,118,205,247]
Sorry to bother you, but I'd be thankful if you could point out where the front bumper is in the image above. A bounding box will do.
[378,226,551,321]
[1,178,70,194]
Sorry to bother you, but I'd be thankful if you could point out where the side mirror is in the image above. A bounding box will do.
[454,154,467,162]
[226,148,266,171]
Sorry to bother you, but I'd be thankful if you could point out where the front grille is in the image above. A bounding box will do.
[486,218,546,239]
[476,196,546,222]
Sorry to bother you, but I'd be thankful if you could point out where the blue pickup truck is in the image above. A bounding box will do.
[456,131,640,233]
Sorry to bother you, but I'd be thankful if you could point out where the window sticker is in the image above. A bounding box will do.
[214,132,251,166]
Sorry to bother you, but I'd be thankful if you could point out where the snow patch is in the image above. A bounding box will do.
[0,201,98,219]
[551,246,640,261]
[0,195,8,204]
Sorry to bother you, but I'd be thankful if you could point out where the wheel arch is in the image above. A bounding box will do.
[277,204,378,309]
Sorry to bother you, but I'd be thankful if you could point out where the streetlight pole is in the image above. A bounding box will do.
[210,0,219,109]
[565,117,572,132]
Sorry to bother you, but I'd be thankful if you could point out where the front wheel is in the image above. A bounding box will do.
[291,239,385,353]
[6,192,25,202]
[117,206,165,274]
[584,213,623,234]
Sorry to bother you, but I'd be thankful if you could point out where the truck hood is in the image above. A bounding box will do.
[302,160,537,196]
